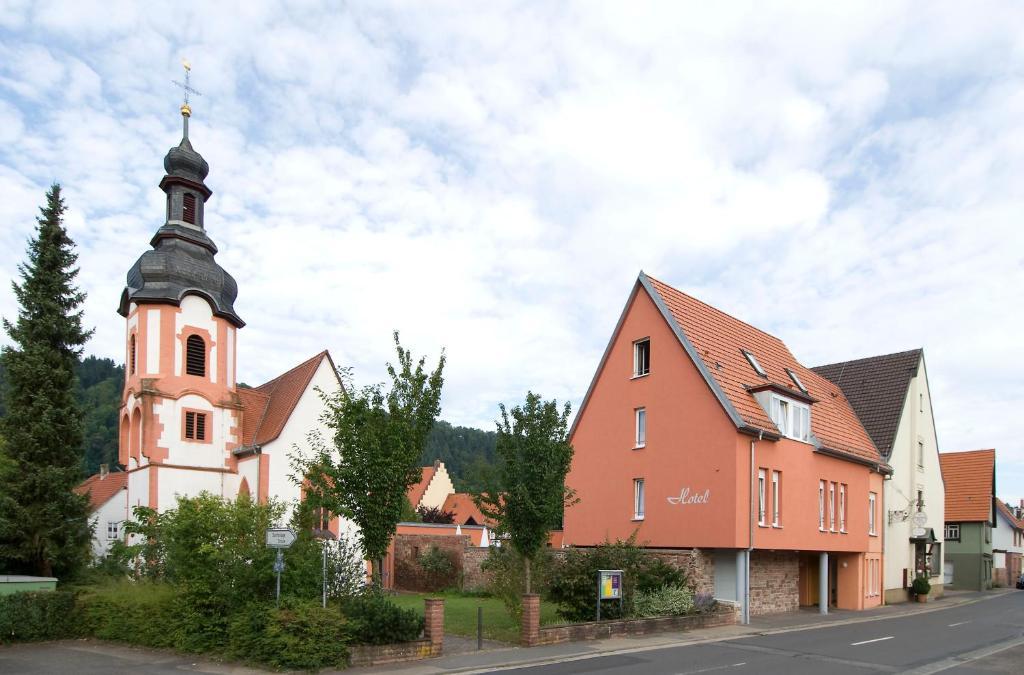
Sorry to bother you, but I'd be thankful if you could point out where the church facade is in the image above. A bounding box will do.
[104,103,347,534]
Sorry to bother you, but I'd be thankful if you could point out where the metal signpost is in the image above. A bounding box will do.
[596,569,624,621]
[266,528,297,607]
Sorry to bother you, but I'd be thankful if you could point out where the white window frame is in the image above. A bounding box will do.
[828,482,836,532]
[106,520,120,540]
[769,394,810,442]
[635,407,646,448]
[771,470,781,526]
[839,483,847,532]
[869,492,877,535]
[633,339,650,377]
[818,480,826,531]
[758,469,767,526]
[633,478,645,520]
[945,523,960,541]
[786,368,808,393]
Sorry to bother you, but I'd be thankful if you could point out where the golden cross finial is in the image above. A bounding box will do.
[171,59,202,118]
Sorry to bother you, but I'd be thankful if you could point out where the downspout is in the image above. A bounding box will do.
[746,430,763,625]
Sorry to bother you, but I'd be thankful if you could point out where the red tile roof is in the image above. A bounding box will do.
[74,471,127,512]
[939,449,996,522]
[644,274,881,466]
[995,498,1023,531]
[407,466,436,509]
[443,492,493,527]
[239,351,332,447]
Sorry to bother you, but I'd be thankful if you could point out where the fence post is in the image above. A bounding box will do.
[424,597,445,656]
[521,594,540,647]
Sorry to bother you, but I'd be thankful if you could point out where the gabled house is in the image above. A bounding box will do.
[443,492,493,527]
[407,460,456,512]
[939,449,996,590]
[74,467,128,558]
[993,498,1023,587]
[566,273,888,619]
[812,349,945,602]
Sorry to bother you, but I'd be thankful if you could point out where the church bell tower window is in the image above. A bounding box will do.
[186,334,206,376]
[182,193,197,225]
[129,334,136,375]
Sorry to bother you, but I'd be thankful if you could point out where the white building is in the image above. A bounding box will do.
[813,348,946,602]
[75,467,128,559]
[993,499,1023,587]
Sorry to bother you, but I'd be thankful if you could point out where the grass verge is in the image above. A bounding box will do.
[389,591,560,644]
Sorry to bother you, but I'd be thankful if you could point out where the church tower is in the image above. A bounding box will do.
[117,96,246,511]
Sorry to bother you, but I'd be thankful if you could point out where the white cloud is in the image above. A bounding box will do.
[0,0,1022,500]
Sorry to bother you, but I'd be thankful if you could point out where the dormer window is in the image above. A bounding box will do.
[633,339,650,377]
[186,334,206,376]
[182,193,197,225]
[786,368,807,393]
[742,349,767,378]
[770,394,810,442]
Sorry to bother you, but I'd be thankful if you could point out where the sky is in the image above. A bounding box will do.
[0,1,1021,502]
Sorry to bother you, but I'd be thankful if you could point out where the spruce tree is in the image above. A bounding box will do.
[0,184,93,577]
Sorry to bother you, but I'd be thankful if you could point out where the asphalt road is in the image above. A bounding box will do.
[507,591,1024,674]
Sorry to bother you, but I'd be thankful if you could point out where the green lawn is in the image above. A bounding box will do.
[389,592,561,644]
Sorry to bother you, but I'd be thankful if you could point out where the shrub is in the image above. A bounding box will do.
[0,591,79,643]
[418,546,456,591]
[631,585,694,618]
[912,576,931,595]
[482,546,552,622]
[548,539,689,622]
[227,599,349,671]
[342,594,424,645]
[79,581,179,649]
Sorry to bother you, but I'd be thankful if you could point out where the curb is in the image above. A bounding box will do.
[440,591,1013,674]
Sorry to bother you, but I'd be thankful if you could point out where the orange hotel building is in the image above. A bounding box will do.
[565,273,889,620]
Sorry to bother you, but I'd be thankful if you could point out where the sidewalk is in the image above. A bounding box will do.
[341,588,1015,674]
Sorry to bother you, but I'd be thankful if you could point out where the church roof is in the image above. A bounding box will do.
[237,351,334,447]
[74,471,127,512]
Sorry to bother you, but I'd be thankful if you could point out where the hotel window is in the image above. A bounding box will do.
[917,440,924,469]
[185,410,208,441]
[633,479,645,520]
[869,492,877,535]
[106,521,120,540]
[769,394,810,442]
[634,339,650,377]
[839,483,847,532]
[758,469,767,526]
[635,408,646,448]
[945,523,960,541]
[742,349,767,377]
[818,480,826,531]
[771,471,781,526]
[828,482,836,531]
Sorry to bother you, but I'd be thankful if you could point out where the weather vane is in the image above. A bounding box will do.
[171,59,202,118]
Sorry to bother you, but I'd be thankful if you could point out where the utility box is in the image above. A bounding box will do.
[0,575,58,595]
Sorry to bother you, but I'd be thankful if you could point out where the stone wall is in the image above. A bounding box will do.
[462,546,492,591]
[749,550,799,615]
[394,533,471,592]
[529,603,737,646]
[642,548,715,596]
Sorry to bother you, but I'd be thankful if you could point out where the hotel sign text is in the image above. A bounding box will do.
[667,488,710,505]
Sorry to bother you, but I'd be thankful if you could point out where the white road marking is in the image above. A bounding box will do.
[850,636,894,646]
[677,663,747,674]
[947,621,970,627]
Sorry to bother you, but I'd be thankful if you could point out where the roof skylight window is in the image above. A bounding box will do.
[787,368,808,393]
[741,349,767,378]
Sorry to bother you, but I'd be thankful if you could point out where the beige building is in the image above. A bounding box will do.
[814,349,945,603]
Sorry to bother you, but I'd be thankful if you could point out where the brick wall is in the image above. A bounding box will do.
[348,640,436,667]
[749,550,799,615]
[533,603,737,646]
[394,534,470,592]
[462,546,492,591]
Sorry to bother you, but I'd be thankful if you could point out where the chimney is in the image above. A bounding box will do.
[99,463,109,479]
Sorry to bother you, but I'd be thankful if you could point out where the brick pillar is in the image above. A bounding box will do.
[521,593,540,647]
[424,598,444,655]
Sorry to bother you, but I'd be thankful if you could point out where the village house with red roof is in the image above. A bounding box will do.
[993,498,1024,587]
[565,272,889,620]
[74,466,128,558]
[79,105,355,547]
[939,449,996,590]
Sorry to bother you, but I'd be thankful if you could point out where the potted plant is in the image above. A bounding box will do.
[911,575,931,602]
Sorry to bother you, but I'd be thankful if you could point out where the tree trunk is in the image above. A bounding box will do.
[374,556,385,590]
[524,555,532,595]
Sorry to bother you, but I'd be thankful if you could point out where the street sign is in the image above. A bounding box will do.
[912,512,928,528]
[266,528,297,548]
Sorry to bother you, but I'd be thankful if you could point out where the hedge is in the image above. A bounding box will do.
[0,591,80,644]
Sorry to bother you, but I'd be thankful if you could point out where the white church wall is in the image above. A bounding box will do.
[226,325,235,387]
[146,308,161,374]
[175,295,219,381]
[127,466,150,510]
[237,455,259,499]
[152,393,232,468]
[157,466,228,511]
